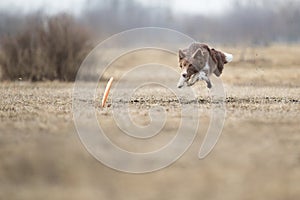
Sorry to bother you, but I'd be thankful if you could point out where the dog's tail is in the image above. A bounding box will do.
[224,52,233,63]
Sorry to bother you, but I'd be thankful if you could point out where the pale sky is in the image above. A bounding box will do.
[0,0,233,16]
[138,0,233,16]
[0,0,85,14]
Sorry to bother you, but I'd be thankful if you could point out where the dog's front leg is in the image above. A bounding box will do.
[177,76,187,88]
[199,71,212,89]
[187,73,199,86]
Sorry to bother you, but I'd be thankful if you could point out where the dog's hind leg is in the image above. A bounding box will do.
[206,80,212,88]
[213,69,221,77]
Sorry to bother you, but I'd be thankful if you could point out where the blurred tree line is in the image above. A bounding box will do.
[1,0,300,44]
[80,0,300,45]
[0,0,299,81]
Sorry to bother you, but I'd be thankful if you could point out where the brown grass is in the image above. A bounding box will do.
[0,45,299,200]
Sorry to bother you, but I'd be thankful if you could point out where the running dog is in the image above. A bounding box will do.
[177,43,233,88]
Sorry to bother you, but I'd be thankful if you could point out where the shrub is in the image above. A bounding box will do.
[0,13,91,81]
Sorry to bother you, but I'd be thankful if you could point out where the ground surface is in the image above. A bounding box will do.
[0,45,300,200]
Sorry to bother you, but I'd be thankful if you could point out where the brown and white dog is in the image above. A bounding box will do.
[177,43,233,88]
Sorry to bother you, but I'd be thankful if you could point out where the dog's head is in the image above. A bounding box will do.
[178,48,207,80]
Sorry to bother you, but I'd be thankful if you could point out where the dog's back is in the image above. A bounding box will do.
[184,43,232,77]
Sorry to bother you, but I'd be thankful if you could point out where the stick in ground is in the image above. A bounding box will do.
[101,77,113,107]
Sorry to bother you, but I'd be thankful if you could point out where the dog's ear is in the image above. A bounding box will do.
[179,49,186,60]
[192,48,204,59]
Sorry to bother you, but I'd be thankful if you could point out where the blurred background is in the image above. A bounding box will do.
[0,0,300,81]
[1,1,300,200]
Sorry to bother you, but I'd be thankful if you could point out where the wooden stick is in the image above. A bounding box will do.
[101,77,113,107]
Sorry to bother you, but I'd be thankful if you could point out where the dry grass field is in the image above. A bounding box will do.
[0,44,300,200]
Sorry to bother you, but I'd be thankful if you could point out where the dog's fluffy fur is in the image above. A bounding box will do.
[177,43,233,88]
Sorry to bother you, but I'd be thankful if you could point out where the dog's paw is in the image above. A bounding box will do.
[177,83,184,88]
